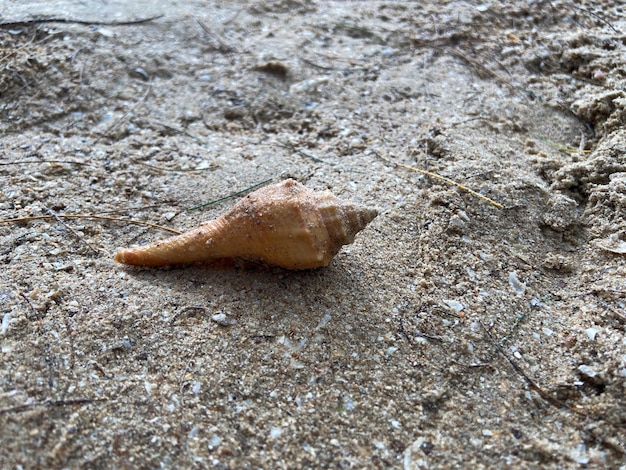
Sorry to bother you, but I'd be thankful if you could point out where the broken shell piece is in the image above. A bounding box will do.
[115,179,378,270]
[594,235,626,255]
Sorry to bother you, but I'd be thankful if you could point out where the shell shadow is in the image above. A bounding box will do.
[119,257,384,344]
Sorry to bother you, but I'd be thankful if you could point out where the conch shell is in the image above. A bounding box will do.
[115,179,377,270]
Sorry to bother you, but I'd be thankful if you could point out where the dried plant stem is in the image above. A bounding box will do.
[0,397,107,415]
[0,214,181,235]
[276,140,330,164]
[0,30,37,65]
[43,205,101,254]
[0,160,90,166]
[568,5,619,33]
[446,48,528,101]
[186,178,273,211]
[149,120,208,146]
[480,320,586,416]
[374,151,503,209]
[93,82,152,144]
[537,136,591,155]
[0,15,163,28]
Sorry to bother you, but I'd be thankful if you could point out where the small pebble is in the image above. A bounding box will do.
[542,194,578,231]
[448,215,466,233]
[130,67,150,81]
[443,299,465,313]
[1,312,11,335]
[289,76,330,94]
[586,328,599,341]
[569,445,590,465]
[385,346,399,358]
[211,313,236,326]
[529,298,544,308]
[577,364,597,378]
[508,272,526,295]
[97,27,115,37]
[208,434,221,449]
[316,311,332,329]
[374,440,386,450]
[470,438,483,447]
[270,427,283,439]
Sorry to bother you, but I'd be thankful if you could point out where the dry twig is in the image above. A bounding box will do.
[276,140,330,164]
[94,82,152,144]
[44,205,101,254]
[0,15,163,28]
[0,160,90,166]
[0,214,181,235]
[374,150,503,209]
[148,120,207,145]
[186,178,273,211]
[568,5,620,33]
[0,397,107,414]
[479,320,586,416]
[446,48,529,101]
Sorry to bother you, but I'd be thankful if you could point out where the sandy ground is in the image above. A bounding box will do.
[1,1,626,468]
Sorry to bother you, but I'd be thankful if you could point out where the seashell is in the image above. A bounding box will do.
[115,179,378,270]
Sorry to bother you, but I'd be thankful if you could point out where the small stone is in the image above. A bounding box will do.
[542,194,578,232]
[541,253,574,272]
[270,427,283,439]
[569,445,590,465]
[208,434,221,450]
[443,299,465,313]
[447,215,466,234]
[577,364,597,378]
[97,27,115,38]
[458,210,470,222]
[385,346,399,358]
[1,312,11,335]
[130,67,150,81]
[211,313,235,326]
[289,76,330,94]
[508,272,526,295]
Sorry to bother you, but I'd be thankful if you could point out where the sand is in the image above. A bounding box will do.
[1,1,625,468]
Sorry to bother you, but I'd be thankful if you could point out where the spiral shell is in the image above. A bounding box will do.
[114,179,377,270]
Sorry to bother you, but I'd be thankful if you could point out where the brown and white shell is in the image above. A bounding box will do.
[114,179,378,270]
